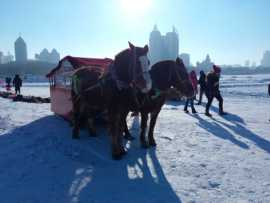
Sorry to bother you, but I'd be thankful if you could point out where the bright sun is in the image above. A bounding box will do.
[120,0,152,16]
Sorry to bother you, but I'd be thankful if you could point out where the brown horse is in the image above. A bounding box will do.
[124,58,195,147]
[71,42,151,160]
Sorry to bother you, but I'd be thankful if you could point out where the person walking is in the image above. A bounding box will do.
[13,74,22,95]
[5,77,12,91]
[197,70,206,105]
[184,70,197,114]
[205,65,226,117]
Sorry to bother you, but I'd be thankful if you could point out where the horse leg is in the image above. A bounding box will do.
[118,115,128,155]
[123,117,135,140]
[87,117,97,137]
[72,107,80,139]
[140,112,149,148]
[148,108,161,147]
[118,111,132,155]
[110,113,122,160]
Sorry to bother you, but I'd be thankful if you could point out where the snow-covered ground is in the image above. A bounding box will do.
[0,82,50,98]
[0,75,269,203]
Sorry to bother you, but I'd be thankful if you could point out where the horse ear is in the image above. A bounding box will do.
[128,41,135,49]
[143,45,149,53]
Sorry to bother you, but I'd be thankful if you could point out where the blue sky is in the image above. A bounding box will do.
[1,0,270,65]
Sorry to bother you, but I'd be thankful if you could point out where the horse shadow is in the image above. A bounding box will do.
[0,115,182,203]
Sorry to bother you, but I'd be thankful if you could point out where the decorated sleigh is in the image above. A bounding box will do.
[46,56,113,120]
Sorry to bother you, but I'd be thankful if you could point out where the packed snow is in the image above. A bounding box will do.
[0,74,269,203]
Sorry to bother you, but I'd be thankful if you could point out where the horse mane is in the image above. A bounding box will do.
[150,60,175,91]
[114,48,132,83]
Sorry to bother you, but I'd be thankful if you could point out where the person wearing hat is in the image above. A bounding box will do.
[205,65,226,117]
[13,74,22,95]
[184,70,198,113]
[197,70,206,105]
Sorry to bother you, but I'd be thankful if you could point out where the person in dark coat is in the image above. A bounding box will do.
[205,65,226,117]
[13,74,22,95]
[197,70,206,105]
[184,70,197,113]
[5,77,12,91]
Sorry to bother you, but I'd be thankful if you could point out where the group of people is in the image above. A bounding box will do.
[5,74,22,95]
[184,65,226,117]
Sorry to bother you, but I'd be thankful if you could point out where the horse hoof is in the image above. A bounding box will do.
[120,149,127,156]
[124,134,135,141]
[72,135,80,139]
[141,142,149,149]
[112,153,123,160]
[89,133,98,137]
[149,140,157,147]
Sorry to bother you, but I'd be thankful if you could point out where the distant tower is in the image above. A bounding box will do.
[14,36,27,62]
[165,26,179,60]
[179,53,190,67]
[261,50,270,67]
[205,54,211,64]
[50,48,60,63]
[149,25,179,65]
[35,48,60,64]
[149,25,162,65]
[244,60,250,67]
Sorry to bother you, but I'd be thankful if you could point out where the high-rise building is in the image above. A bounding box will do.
[149,25,163,65]
[165,26,179,61]
[179,53,190,67]
[35,48,60,64]
[14,36,27,62]
[0,51,3,64]
[0,51,14,64]
[2,52,14,64]
[50,48,60,63]
[261,50,270,67]
[149,25,179,65]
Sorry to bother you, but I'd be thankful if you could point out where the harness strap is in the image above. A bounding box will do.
[109,63,130,90]
[151,88,165,100]
[72,75,80,95]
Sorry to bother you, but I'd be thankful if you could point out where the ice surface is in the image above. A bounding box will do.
[0,74,270,202]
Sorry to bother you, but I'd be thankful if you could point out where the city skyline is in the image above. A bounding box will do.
[149,25,179,65]
[1,0,270,65]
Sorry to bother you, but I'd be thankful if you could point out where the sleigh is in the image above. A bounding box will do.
[46,56,113,120]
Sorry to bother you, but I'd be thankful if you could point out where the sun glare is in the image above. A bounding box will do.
[120,0,152,16]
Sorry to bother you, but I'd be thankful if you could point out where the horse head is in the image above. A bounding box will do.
[114,42,152,93]
[172,57,195,98]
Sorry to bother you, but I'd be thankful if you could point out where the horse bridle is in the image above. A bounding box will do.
[129,53,150,88]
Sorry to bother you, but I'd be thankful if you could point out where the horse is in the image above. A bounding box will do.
[124,58,195,148]
[71,42,152,160]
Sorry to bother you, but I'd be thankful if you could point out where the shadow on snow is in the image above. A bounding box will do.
[189,112,270,154]
[0,115,181,203]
